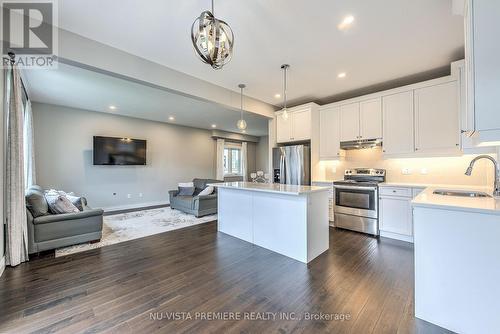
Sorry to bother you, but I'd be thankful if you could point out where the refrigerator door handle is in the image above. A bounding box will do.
[279,151,285,184]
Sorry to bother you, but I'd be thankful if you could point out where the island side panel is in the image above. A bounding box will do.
[414,207,500,334]
[253,192,308,263]
[217,188,253,243]
[306,190,330,263]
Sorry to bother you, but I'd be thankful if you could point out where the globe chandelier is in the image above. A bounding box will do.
[281,64,290,120]
[237,84,247,130]
[191,0,234,70]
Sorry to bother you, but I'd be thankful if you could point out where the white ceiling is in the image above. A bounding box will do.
[23,63,269,136]
[57,0,464,106]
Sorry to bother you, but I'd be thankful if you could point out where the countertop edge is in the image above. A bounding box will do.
[411,200,500,216]
[211,183,330,196]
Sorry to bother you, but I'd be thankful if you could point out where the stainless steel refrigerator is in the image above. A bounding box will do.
[272,145,311,185]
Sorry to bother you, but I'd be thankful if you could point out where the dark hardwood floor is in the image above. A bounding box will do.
[0,222,453,334]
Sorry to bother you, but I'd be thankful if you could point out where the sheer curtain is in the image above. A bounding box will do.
[23,99,36,189]
[216,138,225,180]
[5,63,29,266]
[241,142,248,181]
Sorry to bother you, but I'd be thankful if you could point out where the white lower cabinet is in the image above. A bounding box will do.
[379,186,424,243]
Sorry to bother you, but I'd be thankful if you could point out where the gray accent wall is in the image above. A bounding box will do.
[32,102,217,211]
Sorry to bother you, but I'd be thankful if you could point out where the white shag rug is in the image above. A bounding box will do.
[55,207,217,257]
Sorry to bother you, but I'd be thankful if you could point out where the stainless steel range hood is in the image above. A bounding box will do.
[340,139,382,150]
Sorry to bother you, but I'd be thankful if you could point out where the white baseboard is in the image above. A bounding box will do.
[103,201,169,213]
[380,230,414,243]
[0,256,5,278]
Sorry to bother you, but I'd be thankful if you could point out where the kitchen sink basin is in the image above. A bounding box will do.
[433,189,492,198]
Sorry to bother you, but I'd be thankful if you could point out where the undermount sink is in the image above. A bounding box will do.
[433,189,492,198]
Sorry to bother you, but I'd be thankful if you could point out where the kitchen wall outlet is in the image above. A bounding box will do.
[420,168,429,175]
[331,166,337,173]
[401,168,412,175]
[127,194,131,199]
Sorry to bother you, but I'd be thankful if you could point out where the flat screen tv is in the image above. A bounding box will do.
[93,136,147,165]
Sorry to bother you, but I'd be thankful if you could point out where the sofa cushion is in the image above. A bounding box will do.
[193,178,207,191]
[178,186,195,196]
[26,186,49,218]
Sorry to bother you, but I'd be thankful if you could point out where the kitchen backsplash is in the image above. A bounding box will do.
[314,147,496,186]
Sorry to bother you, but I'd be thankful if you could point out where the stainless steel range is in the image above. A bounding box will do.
[333,168,386,236]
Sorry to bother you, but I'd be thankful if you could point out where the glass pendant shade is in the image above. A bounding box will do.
[191,1,234,70]
[237,83,247,130]
[237,119,247,130]
[282,108,289,120]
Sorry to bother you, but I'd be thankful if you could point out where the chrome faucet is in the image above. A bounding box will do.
[465,155,500,197]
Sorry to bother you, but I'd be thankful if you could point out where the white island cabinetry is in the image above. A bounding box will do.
[214,182,330,263]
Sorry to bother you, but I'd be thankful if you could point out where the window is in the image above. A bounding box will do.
[223,146,242,176]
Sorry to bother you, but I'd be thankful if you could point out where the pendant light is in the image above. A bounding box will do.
[237,84,247,130]
[191,0,234,70]
[281,64,290,120]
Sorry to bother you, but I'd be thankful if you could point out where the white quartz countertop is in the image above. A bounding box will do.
[211,182,330,195]
[412,186,500,215]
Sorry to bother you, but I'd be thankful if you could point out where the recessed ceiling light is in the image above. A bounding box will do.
[211,124,217,128]
[109,105,117,110]
[338,15,355,31]
[337,72,347,79]
[274,93,281,99]
[168,116,175,121]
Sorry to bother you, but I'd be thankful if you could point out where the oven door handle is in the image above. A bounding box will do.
[334,185,378,191]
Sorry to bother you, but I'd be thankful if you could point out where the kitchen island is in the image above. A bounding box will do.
[212,182,330,263]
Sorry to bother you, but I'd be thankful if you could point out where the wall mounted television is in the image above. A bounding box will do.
[93,136,147,165]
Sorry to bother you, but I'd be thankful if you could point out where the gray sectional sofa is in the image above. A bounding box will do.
[26,185,104,254]
[168,178,224,217]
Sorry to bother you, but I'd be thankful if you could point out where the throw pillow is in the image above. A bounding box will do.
[178,186,195,196]
[198,186,214,196]
[45,189,84,211]
[26,187,49,217]
[45,194,80,214]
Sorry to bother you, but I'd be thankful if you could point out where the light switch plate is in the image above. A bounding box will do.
[420,168,428,175]
[402,168,412,175]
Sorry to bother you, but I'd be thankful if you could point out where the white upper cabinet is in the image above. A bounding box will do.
[339,98,382,141]
[359,98,382,139]
[276,107,311,143]
[382,91,414,155]
[319,106,342,159]
[465,0,500,140]
[339,103,360,141]
[291,109,312,141]
[276,114,292,143]
[414,81,460,153]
